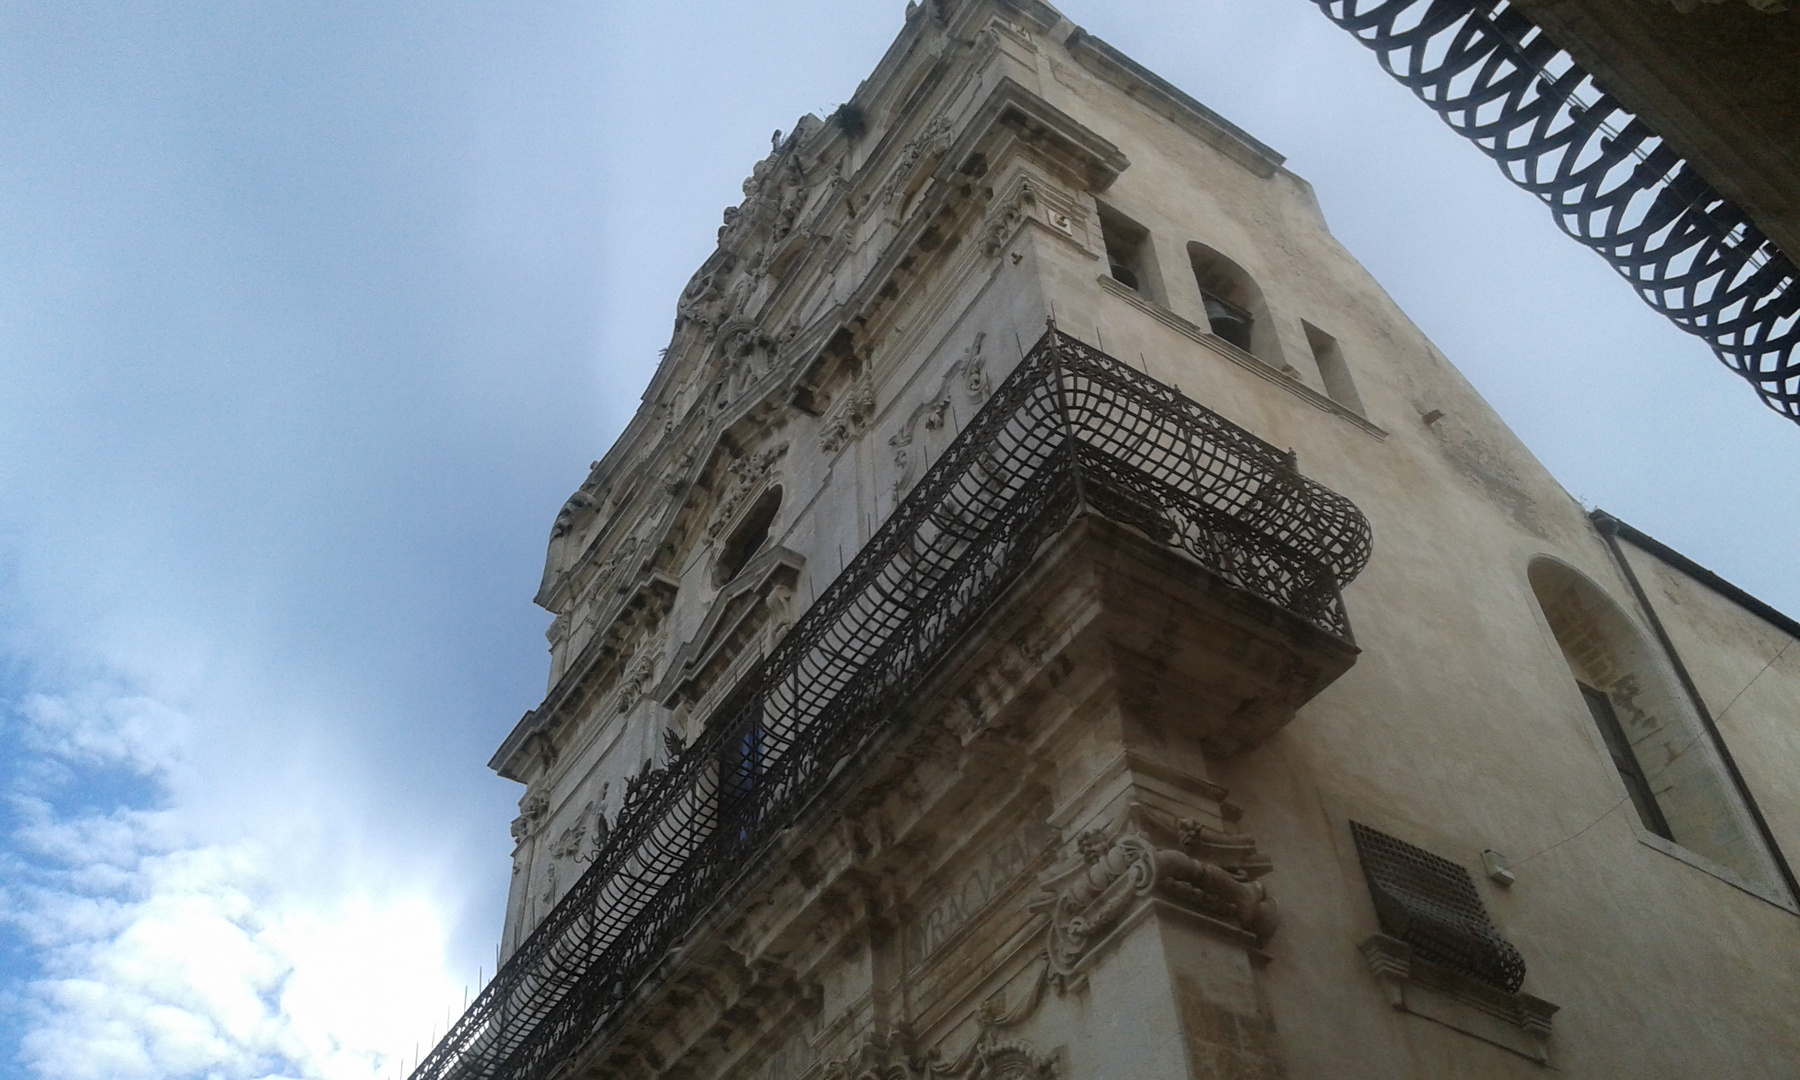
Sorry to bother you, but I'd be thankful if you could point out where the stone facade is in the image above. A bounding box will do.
[462,3,1800,1078]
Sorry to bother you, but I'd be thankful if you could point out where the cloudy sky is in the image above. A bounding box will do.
[1,2,1793,1078]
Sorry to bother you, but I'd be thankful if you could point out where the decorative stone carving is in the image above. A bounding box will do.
[616,629,666,715]
[603,535,642,594]
[880,114,955,210]
[962,331,990,403]
[766,582,797,643]
[824,1031,920,1080]
[980,179,1037,257]
[545,488,603,580]
[919,998,1057,1080]
[551,489,599,540]
[510,793,549,843]
[821,376,877,453]
[677,255,736,338]
[1036,818,1277,978]
[707,444,788,539]
[550,805,592,863]
[954,1040,1055,1080]
[889,333,988,498]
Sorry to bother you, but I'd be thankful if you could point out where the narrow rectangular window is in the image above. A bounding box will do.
[1302,320,1365,414]
[1098,205,1161,303]
[1580,683,1674,841]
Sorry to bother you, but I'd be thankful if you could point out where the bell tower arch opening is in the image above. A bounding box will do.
[1187,240,1282,367]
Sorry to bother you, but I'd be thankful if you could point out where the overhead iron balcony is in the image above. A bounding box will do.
[1313,0,1800,423]
[411,325,1373,1080]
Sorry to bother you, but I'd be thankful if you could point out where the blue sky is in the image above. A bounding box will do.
[1,3,1793,1078]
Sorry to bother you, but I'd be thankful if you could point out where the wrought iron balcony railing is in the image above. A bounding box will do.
[411,326,1372,1080]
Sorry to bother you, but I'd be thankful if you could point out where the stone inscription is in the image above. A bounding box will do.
[906,820,1056,967]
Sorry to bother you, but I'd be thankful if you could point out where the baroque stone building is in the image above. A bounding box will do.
[415,2,1800,1077]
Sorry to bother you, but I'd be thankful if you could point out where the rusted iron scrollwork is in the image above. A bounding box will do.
[407,328,1371,1080]
[1315,0,1799,422]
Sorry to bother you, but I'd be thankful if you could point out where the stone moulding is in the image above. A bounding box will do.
[1360,933,1560,1064]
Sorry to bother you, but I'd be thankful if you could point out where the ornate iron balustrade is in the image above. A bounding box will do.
[1315,0,1799,423]
[411,326,1371,1080]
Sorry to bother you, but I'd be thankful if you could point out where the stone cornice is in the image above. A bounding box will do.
[1063,28,1286,179]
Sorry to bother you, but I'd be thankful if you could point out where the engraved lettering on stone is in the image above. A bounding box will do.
[907,821,1056,966]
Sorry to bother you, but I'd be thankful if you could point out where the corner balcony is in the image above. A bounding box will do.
[412,325,1373,1080]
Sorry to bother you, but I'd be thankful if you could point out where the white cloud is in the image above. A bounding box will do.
[15,692,189,778]
[3,688,472,1080]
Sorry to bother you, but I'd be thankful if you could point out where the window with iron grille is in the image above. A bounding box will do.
[1350,821,1526,994]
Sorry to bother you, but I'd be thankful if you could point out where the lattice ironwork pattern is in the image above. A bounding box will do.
[1315,0,1800,422]
[1350,821,1526,993]
[409,328,1372,1080]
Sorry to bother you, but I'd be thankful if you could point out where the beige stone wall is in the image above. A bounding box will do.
[483,2,1800,1077]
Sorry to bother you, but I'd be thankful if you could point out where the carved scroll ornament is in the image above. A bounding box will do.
[1038,822,1278,978]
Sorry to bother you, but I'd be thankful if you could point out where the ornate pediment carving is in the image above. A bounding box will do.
[705,443,788,541]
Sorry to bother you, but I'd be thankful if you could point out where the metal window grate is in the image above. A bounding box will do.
[407,328,1372,1080]
[1350,821,1526,994]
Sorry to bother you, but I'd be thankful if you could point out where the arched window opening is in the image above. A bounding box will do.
[1527,558,1786,896]
[716,486,782,586]
[1188,241,1281,366]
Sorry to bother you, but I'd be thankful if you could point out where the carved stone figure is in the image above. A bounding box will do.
[510,793,549,843]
